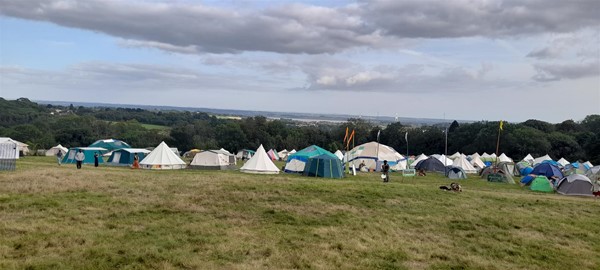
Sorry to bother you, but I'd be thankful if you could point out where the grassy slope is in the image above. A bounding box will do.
[1,157,599,270]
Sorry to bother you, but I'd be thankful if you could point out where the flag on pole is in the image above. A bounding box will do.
[404,132,408,141]
[347,130,355,148]
[343,127,349,144]
[499,120,504,131]
[377,130,381,142]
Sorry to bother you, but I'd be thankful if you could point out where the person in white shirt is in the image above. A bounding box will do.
[75,150,85,169]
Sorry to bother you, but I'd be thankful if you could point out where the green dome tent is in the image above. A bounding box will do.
[89,139,131,152]
[530,175,554,193]
[285,145,337,173]
[302,154,344,179]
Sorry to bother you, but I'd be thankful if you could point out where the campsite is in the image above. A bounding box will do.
[1,156,599,269]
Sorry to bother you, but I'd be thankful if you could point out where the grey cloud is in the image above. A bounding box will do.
[363,0,600,38]
[527,47,563,59]
[1,0,598,55]
[533,62,600,81]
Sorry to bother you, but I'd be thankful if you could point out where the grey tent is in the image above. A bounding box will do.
[556,174,594,196]
[446,166,467,179]
[414,157,446,173]
[480,165,516,184]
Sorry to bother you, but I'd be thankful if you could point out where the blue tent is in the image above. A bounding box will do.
[531,163,563,179]
[62,147,107,164]
[285,145,337,173]
[446,166,467,179]
[302,154,344,179]
[414,157,446,173]
[541,160,560,167]
[89,139,131,152]
[106,148,150,166]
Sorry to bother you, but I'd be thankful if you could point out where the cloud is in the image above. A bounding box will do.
[1,0,598,55]
[532,62,600,81]
[363,0,600,38]
[527,47,563,59]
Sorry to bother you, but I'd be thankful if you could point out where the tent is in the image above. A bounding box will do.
[278,149,289,161]
[533,154,553,166]
[556,174,594,196]
[89,139,131,152]
[470,156,486,170]
[45,144,68,157]
[347,142,404,172]
[414,157,446,173]
[107,148,150,166]
[584,161,593,168]
[556,158,570,167]
[267,149,280,161]
[516,161,533,176]
[170,148,181,156]
[236,149,255,160]
[480,164,516,184]
[437,154,454,166]
[498,153,512,163]
[410,154,428,168]
[302,154,344,179]
[449,152,461,160]
[334,150,344,160]
[530,175,554,193]
[285,145,337,173]
[240,145,280,174]
[452,156,478,173]
[140,142,186,170]
[0,138,19,170]
[522,154,534,164]
[585,166,600,182]
[189,150,236,170]
[531,163,563,179]
[564,162,588,176]
[446,166,467,179]
[183,149,202,158]
[62,147,107,164]
[469,153,481,160]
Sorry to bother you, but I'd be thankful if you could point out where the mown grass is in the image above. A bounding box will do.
[140,124,171,131]
[1,157,599,269]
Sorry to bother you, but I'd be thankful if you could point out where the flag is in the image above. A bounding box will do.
[347,130,355,148]
[499,120,504,131]
[343,127,349,143]
[404,132,408,141]
[377,130,381,142]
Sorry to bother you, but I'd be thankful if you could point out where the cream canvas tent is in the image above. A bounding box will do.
[0,138,19,170]
[470,156,486,169]
[469,153,480,160]
[522,154,534,164]
[140,142,186,170]
[411,154,428,168]
[45,144,68,156]
[437,154,453,166]
[453,155,478,173]
[278,149,289,160]
[557,158,570,167]
[240,145,280,174]
[498,153,513,163]
[533,154,553,166]
[449,152,461,160]
[189,150,236,170]
[347,142,404,171]
[334,150,344,160]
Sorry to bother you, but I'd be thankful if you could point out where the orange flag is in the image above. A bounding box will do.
[346,130,355,148]
[343,127,349,144]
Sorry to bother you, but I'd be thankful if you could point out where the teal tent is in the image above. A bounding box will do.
[285,145,337,173]
[303,154,344,179]
[62,147,107,164]
[106,148,150,166]
[89,139,131,152]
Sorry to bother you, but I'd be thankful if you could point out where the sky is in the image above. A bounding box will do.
[0,0,599,123]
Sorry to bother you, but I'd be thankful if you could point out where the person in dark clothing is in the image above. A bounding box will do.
[94,152,99,167]
[381,160,390,183]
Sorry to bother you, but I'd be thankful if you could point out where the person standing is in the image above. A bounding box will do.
[382,160,390,183]
[94,152,99,167]
[75,150,85,169]
[56,150,63,166]
[132,153,140,169]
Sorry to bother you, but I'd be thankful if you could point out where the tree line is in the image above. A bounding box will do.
[1,98,599,164]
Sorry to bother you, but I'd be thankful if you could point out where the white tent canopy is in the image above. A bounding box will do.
[0,138,19,159]
[498,153,513,163]
[449,152,461,160]
[437,154,453,166]
[140,141,186,170]
[452,156,478,173]
[557,158,570,167]
[522,154,534,164]
[334,150,344,160]
[347,142,404,171]
[410,154,428,168]
[240,145,280,174]
[46,144,68,156]
[470,156,486,169]
[469,153,480,160]
[584,161,593,168]
[533,154,553,166]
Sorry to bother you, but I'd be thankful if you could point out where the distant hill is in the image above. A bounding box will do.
[35,100,468,126]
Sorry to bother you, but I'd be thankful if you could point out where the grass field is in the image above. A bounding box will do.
[140,124,171,131]
[1,157,599,269]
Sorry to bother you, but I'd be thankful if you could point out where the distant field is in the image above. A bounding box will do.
[1,157,599,269]
[140,123,171,130]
